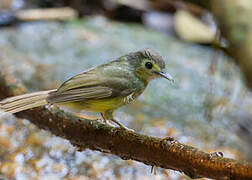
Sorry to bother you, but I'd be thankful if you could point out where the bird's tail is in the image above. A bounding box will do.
[0,89,56,114]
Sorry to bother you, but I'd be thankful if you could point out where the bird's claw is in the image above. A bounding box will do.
[119,125,135,132]
[110,118,134,132]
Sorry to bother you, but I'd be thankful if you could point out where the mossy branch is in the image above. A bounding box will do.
[0,72,252,180]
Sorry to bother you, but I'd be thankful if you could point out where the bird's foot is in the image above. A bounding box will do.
[110,118,134,132]
[100,112,134,131]
[103,119,116,127]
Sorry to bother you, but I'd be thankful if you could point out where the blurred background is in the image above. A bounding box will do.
[0,0,251,179]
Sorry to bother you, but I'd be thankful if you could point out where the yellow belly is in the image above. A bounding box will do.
[57,97,125,112]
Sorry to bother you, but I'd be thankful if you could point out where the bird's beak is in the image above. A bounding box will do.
[158,71,174,82]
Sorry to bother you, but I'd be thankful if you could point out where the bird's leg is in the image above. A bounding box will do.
[101,112,108,124]
[102,110,134,131]
[101,112,116,127]
[110,118,133,131]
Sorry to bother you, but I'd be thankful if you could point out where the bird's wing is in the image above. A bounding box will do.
[47,66,135,104]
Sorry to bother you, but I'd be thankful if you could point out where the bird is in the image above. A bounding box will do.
[0,48,174,130]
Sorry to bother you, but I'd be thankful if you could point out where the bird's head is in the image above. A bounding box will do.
[128,48,174,82]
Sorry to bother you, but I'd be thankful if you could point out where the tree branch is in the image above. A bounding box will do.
[182,0,252,90]
[0,71,252,179]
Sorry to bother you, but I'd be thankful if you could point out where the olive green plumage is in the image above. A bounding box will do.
[0,48,173,130]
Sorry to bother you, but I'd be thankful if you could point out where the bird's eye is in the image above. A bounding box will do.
[145,62,153,69]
